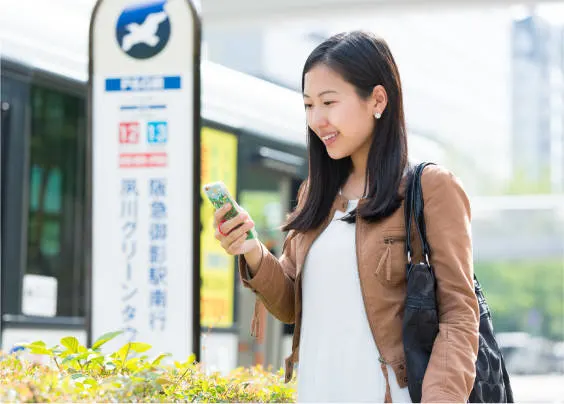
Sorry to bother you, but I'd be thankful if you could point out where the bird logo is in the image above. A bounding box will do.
[116,1,171,59]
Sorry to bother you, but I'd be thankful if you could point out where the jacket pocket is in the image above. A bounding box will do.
[374,230,407,286]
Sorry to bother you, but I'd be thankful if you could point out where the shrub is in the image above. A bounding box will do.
[0,331,296,402]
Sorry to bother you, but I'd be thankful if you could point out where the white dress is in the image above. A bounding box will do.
[297,199,412,403]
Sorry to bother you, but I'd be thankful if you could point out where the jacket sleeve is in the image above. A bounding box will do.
[236,181,307,325]
[420,165,480,403]
[237,235,297,324]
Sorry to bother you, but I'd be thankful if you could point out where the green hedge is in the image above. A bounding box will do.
[475,259,564,340]
[0,332,296,402]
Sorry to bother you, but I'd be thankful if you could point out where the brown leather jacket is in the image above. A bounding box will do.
[238,164,479,403]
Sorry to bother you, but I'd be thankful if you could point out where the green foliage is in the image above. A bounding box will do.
[0,332,296,402]
[503,166,553,195]
[475,259,564,340]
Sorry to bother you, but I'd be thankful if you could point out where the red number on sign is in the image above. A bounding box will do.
[119,122,140,144]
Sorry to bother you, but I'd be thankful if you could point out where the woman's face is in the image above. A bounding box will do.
[303,63,378,160]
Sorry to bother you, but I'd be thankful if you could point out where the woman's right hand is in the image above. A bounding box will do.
[213,203,260,256]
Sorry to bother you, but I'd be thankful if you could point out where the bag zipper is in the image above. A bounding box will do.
[384,235,405,244]
[380,236,405,280]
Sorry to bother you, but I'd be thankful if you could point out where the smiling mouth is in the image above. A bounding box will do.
[321,132,338,145]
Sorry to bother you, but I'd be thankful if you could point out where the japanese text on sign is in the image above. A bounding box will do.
[121,178,139,341]
[148,178,168,332]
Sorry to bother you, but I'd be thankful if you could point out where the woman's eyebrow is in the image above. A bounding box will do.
[303,90,338,98]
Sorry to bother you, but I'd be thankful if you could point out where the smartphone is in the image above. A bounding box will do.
[202,181,257,240]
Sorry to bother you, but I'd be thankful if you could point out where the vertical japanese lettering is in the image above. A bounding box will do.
[148,178,168,331]
[121,178,138,341]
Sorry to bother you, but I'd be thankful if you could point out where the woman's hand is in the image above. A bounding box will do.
[213,203,260,255]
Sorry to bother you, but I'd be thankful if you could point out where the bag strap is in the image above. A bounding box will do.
[404,164,417,262]
[405,162,481,283]
[405,162,436,265]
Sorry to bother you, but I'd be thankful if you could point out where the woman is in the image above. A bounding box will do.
[213,31,479,403]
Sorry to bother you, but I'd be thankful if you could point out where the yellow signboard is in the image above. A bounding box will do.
[200,127,238,328]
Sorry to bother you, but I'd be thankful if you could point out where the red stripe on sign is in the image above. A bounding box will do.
[119,152,168,168]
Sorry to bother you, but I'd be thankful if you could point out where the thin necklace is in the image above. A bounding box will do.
[339,187,367,199]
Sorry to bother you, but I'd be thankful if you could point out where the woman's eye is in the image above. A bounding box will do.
[323,101,335,106]
[304,104,312,109]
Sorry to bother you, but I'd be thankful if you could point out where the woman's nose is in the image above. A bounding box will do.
[309,108,329,131]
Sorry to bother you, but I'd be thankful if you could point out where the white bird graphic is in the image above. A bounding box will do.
[121,11,168,52]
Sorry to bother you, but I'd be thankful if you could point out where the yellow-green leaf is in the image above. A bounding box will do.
[125,357,140,371]
[75,352,90,361]
[152,353,171,366]
[29,340,46,347]
[28,346,52,356]
[61,337,79,354]
[92,331,123,350]
[88,355,104,365]
[117,343,132,363]
[156,377,172,386]
[62,354,78,364]
[129,342,151,353]
[83,378,98,387]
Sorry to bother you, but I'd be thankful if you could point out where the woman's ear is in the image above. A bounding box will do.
[371,85,388,117]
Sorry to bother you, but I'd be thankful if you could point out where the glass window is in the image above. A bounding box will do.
[26,85,85,317]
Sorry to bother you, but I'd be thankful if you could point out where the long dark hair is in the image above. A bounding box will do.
[282,30,409,232]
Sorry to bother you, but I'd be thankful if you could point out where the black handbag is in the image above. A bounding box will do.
[402,162,514,403]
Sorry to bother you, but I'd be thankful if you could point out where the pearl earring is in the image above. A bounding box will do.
[374,112,382,119]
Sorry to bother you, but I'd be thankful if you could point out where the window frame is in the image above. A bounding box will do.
[1,59,88,330]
